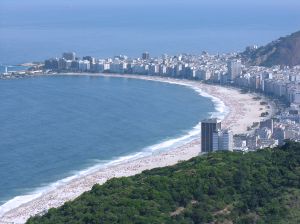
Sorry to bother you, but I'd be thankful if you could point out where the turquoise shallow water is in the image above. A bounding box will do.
[0,75,215,205]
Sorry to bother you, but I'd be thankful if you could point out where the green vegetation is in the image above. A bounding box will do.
[27,141,300,224]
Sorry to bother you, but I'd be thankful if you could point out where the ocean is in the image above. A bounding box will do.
[0,75,218,208]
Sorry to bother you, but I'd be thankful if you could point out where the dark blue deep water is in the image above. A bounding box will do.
[0,75,214,205]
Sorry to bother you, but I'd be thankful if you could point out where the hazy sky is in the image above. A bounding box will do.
[1,0,300,64]
[2,0,300,4]
[1,0,300,28]
[2,0,300,9]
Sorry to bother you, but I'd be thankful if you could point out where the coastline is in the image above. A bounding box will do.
[0,74,274,223]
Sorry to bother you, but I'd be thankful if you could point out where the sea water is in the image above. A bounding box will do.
[0,75,219,209]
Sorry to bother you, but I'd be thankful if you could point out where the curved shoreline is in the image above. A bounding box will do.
[0,74,274,223]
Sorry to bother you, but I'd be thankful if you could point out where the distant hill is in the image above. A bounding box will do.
[27,141,300,224]
[241,31,300,67]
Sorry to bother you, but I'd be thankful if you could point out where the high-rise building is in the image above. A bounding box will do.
[58,58,67,70]
[213,129,233,151]
[273,127,285,145]
[260,119,274,134]
[213,130,221,151]
[93,62,105,73]
[227,59,242,80]
[201,118,221,152]
[44,58,59,70]
[221,129,233,151]
[246,135,258,150]
[83,56,96,64]
[142,52,150,60]
[70,60,79,71]
[78,60,90,71]
[62,52,76,61]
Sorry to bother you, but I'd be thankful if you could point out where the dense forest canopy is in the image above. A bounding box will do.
[27,141,300,224]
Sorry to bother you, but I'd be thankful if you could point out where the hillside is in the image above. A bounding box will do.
[241,31,300,67]
[27,142,300,224]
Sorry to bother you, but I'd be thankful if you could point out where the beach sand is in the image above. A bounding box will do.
[0,74,274,224]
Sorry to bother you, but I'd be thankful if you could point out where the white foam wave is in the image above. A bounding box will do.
[0,77,229,218]
[162,79,229,120]
[0,124,201,217]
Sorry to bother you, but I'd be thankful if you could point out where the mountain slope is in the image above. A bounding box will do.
[27,142,300,224]
[242,31,300,67]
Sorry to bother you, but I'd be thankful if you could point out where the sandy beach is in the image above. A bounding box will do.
[0,74,274,224]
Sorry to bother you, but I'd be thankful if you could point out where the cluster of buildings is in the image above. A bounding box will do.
[234,118,278,151]
[200,115,293,153]
[234,66,300,105]
[234,103,300,151]
[43,51,300,105]
[201,118,233,152]
[7,50,300,151]
[43,51,230,80]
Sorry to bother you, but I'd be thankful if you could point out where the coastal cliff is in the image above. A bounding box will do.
[241,30,300,67]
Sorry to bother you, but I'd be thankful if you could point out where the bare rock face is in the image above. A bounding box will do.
[241,31,300,67]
